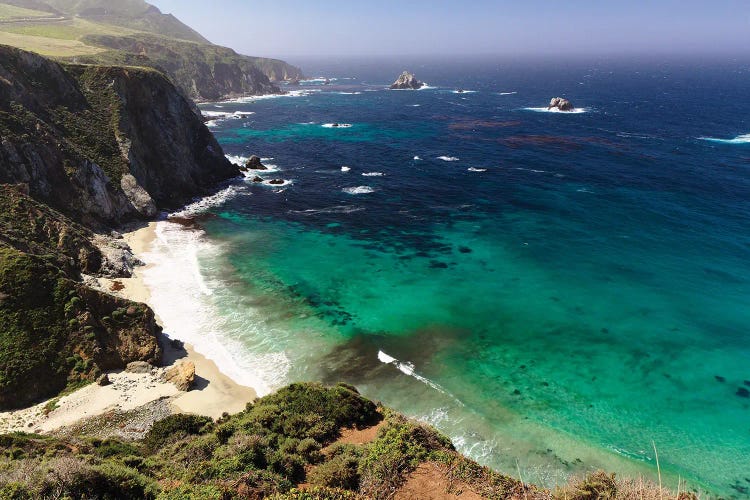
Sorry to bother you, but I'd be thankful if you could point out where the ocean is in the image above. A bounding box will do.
[140,56,750,496]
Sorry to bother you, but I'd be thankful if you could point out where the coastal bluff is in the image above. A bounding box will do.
[0,44,239,227]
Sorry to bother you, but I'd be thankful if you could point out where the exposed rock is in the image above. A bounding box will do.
[548,97,575,111]
[126,361,155,374]
[246,155,267,170]
[96,374,111,386]
[161,360,195,391]
[390,71,424,90]
[0,45,239,226]
[269,179,285,185]
[251,176,264,183]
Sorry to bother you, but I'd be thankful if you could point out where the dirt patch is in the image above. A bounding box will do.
[333,419,385,447]
[396,462,483,500]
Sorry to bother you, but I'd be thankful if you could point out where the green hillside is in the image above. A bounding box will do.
[0,0,303,99]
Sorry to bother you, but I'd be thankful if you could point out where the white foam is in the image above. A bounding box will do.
[362,172,384,177]
[202,111,255,118]
[140,221,291,395]
[289,205,365,215]
[170,185,249,218]
[322,123,353,128]
[410,104,421,107]
[467,167,487,172]
[224,89,320,103]
[413,156,423,161]
[341,166,351,172]
[262,179,293,187]
[499,91,517,95]
[514,167,546,174]
[205,120,219,128]
[338,91,362,95]
[377,350,464,405]
[452,90,477,94]
[699,133,750,144]
[437,156,460,162]
[343,186,374,195]
[523,107,588,114]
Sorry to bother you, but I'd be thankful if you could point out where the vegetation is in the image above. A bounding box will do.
[0,383,688,499]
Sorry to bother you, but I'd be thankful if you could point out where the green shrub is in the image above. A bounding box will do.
[143,414,213,452]
[308,445,362,491]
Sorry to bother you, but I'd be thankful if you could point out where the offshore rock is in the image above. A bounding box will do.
[548,97,574,111]
[246,155,267,170]
[390,71,424,90]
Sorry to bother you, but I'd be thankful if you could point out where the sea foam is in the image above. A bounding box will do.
[438,156,460,162]
[343,186,374,195]
[140,221,291,395]
[699,133,750,144]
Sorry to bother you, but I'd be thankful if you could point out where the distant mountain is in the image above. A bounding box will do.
[38,0,210,43]
[0,0,303,100]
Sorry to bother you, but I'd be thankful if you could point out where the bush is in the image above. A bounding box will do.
[308,445,361,491]
[564,471,618,500]
[143,414,213,452]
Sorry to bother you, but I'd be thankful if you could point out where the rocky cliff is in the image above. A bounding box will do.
[0,185,162,410]
[74,34,303,101]
[0,44,238,227]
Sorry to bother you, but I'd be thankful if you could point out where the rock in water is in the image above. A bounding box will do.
[246,155,267,170]
[162,361,196,391]
[548,97,574,111]
[390,71,424,90]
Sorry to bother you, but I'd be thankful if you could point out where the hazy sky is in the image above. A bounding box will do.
[149,0,749,59]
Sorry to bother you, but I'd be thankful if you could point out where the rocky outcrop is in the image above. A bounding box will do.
[161,360,195,391]
[0,240,162,410]
[390,71,424,90]
[548,97,574,111]
[245,155,267,170]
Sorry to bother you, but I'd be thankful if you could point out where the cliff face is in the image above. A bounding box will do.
[0,185,162,410]
[0,44,238,226]
[76,34,304,101]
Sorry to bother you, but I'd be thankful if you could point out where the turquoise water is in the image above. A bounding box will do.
[146,58,750,496]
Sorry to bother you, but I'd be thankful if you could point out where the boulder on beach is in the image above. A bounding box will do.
[126,361,154,374]
[96,374,111,386]
[390,71,424,90]
[548,97,574,111]
[246,155,267,170]
[161,360,196,391]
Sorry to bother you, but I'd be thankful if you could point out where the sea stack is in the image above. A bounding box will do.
[390,71,424,90]
[548,97,574,111]
[246,155,267,170]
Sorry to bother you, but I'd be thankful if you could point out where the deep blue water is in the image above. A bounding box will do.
[165,56,750,496]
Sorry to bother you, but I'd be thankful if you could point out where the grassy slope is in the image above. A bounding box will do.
[0,383,682,500]
[0,3,50,19]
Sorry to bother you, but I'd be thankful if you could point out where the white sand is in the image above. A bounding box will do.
[0,222,257,435]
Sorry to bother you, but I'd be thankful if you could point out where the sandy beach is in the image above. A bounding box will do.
[0,222,257,436]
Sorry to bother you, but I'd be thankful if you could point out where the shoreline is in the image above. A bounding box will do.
[0,222,257,437]
[113,222,258,418]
